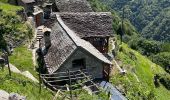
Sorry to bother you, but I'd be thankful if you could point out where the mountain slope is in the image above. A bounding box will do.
[101,0,170,42]
[88,0,170,99]
[112,43,170,100]
[0,68,53,100]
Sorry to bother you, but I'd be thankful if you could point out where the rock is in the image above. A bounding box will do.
[9,93,26,100]
[21,71,39,83]
[5,64,21,74]
[0,90,9,100]
[0,58,5,64]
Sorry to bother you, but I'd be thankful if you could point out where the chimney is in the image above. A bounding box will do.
[43,28,51,49]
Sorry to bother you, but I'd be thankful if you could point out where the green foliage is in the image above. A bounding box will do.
[0,68,53,100]
[0,2,33,50]
[128,37,161,56]
[150,52,170,72]
[101,0,170,42]
[88,0,138,37]
[159,74,170,90]
[0,0,8,3]
[161,42,170,52]
[113,43,170,100]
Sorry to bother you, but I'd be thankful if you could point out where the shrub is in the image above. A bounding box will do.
[159,74,170,90]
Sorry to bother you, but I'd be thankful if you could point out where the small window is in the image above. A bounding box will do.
[72,59,85,69]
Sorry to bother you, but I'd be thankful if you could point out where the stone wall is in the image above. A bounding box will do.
[57,48,104,79]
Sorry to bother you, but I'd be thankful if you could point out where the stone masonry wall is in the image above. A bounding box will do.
[57,48,103,79]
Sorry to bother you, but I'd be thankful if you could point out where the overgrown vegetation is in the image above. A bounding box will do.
[101,0,170,42]
[0,2,33,50]
[88,0,170,74]
[111,43,170,100]
[88,0,170,99]
[127,37,170,72]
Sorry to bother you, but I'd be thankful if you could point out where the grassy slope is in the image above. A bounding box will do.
[0,2,22,11]
[0,2,33,48]
[0,0,8,3]
[0,2,53,99]
[111,43,170,100]
[0,68,53,100]
[0,2,36,77]
[9,45,38,78]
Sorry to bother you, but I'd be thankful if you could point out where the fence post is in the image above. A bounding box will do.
[67,69,73,100]
[38,39,42,94]
[4,52,11,77]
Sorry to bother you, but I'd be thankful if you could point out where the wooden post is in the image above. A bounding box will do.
[38,39,42,93]
[67,69,73,100]
[39,67,41,92]
[5,52,11,77]
[108,65,110,82]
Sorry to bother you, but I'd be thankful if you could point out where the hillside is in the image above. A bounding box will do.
[88,0,170,99]
[0,0,169,100]
[0,68,53,99]
[0,1,54,99]
[112,43,170,100]
[100,0,170,42]
[0,2,33,50]
[88,0,170,73]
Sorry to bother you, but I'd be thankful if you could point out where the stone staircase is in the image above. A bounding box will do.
[36,25,44,42]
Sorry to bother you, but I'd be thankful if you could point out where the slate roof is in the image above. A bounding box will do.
[59,12,114,38]
[55,0,93,12]
[21,0,35,4]
[41,14,112,74]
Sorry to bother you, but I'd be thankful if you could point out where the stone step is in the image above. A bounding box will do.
[37,34,43,37]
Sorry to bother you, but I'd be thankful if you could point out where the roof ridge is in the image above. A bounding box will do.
[56,14,112,64]
[56,14,80,47]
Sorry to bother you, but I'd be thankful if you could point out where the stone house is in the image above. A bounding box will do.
[38,14,112,79]
[59,12,114,54]
[54,0,93,12]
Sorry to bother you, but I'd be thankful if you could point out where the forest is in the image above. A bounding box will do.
[94,0,170,73]
[101,0,170,42]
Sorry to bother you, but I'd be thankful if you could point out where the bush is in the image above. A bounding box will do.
[128,37,162,56]
[150,52,170,72]
[159,74,170,90]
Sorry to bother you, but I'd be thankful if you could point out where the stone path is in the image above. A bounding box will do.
[5,63,39,83]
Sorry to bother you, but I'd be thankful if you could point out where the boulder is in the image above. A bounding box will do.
[9,93,26,100]
[0,90,9,100]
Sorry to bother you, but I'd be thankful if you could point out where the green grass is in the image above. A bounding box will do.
[9,45,38,78]
[111,43,170,100]
[0,0,8,3]
[0,2,22,12]
[0,68,53,100]
[0,2,33,49]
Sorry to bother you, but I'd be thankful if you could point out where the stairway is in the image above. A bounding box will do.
[36,25,44,42]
